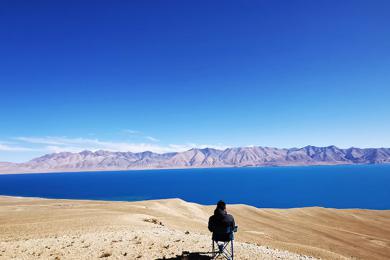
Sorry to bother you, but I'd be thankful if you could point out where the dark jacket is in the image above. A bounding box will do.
[208,208,235,241]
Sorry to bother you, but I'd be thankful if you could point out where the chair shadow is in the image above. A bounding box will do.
[155,251,212,260]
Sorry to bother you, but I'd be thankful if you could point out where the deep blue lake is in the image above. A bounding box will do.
[0,164,389,209]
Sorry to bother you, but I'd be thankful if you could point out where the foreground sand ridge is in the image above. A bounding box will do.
[0,196,389,259]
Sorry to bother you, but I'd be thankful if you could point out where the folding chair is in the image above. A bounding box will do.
[211,226,237,260]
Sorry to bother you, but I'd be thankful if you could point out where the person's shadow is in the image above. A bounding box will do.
[155,251,212,260]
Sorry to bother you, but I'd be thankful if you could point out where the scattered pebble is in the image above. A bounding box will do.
[143,218,164,226]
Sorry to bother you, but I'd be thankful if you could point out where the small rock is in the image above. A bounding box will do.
[99,252,111,258]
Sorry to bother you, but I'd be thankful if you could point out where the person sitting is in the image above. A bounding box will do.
[208,200,236,241]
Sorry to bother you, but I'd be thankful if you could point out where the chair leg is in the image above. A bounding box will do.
[211,240,234,260]
[212,240,215,258]
[231,240,234,260]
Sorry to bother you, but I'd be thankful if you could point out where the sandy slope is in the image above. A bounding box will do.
[0,197,389,259]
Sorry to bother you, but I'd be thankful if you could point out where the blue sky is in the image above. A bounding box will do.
[1,0,390,162]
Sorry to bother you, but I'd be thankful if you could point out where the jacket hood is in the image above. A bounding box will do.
[214,207,226,217]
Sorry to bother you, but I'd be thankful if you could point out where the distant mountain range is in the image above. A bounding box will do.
[1,146,390,174]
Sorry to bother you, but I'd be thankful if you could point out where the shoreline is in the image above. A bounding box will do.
[1,161,388,175]
[0,195,388,211]
[1,196,390,259]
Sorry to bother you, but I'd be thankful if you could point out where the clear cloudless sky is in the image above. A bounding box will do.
[1,0,390,162]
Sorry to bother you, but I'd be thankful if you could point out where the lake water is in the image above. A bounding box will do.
[0,164,389,209]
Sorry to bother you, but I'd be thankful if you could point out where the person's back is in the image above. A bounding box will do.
[208,200,236,241]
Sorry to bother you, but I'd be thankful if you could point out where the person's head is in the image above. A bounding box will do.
[216,200,226,210]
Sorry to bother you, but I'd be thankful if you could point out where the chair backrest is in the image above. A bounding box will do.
[212,226,234,242]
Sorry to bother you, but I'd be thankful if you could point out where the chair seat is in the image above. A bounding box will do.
[212,231,234,242]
